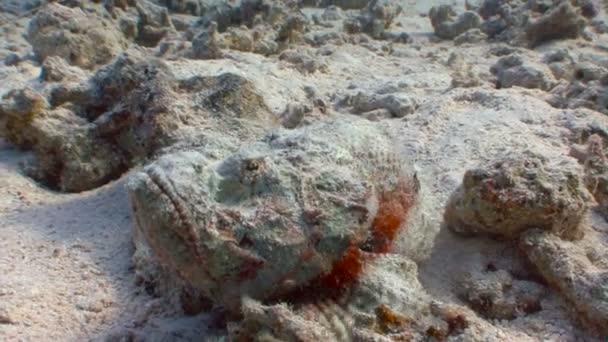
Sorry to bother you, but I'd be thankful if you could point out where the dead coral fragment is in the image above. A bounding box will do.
[429,5,482,40]
[525,2,586,47]
[571,134,608,216]
[445,154,591,240]
[458,268,545,320]
[0,88,47,148]
[27,3,127,68]
[520,229,608,335]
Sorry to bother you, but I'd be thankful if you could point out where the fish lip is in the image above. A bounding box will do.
[135,166,208,261]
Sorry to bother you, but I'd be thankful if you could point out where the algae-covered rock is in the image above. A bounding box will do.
[1,93,126,192]
[26,3,128,68]
[0,88,47,148]
[2,48,274,192]
[445,154,591,240]
[128,119,422,311]
[22,111,128,192]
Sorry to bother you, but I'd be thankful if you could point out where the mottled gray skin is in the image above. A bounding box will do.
[429,5,482,40]
[231,254,504,341]
[232,255,431,341]
[128,119,420,311]
[445,154,591,240]
[520,230,608,336]
[27,3,128,68]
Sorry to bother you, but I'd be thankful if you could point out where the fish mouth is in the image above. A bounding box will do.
[130,167,214,286]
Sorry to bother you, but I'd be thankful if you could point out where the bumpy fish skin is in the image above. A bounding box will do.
[128,118,421,310]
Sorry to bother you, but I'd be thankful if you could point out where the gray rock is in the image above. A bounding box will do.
[0,88,47,148]
[491,56,555,90]
[497,65,554,90]
[490,54,523,74]
[40,56,87,83]
[454,28,487,45]
[520,230,608,335]
[346,0,403,39]
[465,0,484,12]
[103,0,136,13]
[4,53,20,66]
[20,107,126,193]
[128,119,422,311]
[305,30,348,47]
[360,108,393,121]
[573,62,608,83]
[573,135,608,215]
[135,0,175,47]
[590,18,608,34]
[321,5,345,21]
[3,48,274,192]
[543,49,575,80]
[445,154,591,240]
[279,48,328,73]
[220,26,255,52]
[26,3,128,69]
[429,5,482,40]
[187,0,305,56]
[321,0,370,10]
[474,0,590,46]
[280,103,310,129]
[544,49,574,64]
[451,68,483,89]
[525,2,586,47]
[348,92,417,118]
[477,0,503,19]
[574,0,599,18]
[458,268,545,320]
[191,22,223,59]
[162,0,206,15]
[448,52,482,88]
